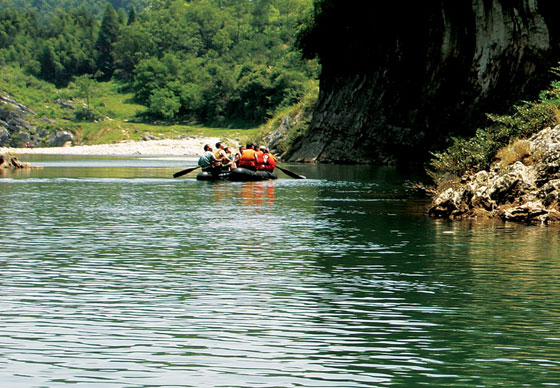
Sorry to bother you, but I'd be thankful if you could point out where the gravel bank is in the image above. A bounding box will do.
[0,137,235,156]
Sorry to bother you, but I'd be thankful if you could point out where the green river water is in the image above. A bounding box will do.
[1,155,560,387]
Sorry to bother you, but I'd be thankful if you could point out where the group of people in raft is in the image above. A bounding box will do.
[198,141,277,178]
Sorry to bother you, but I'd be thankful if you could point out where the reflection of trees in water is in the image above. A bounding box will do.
[431,218,560,280]
[295,196,560,385]
[427,219,560,385]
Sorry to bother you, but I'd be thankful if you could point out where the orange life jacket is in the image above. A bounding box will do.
[238,149,257,168]
[264,153,276,171]
[255,150,265,170]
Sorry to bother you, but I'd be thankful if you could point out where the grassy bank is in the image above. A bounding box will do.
[0,65,261,146]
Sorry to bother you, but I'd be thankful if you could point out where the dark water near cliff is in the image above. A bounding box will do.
[1,155,560,387]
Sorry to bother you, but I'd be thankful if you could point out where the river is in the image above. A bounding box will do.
[1,155,560,387]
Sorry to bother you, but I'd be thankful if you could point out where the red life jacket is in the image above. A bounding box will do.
[264,153,276,171]
[255,150,265,170]
[238,149,257,168]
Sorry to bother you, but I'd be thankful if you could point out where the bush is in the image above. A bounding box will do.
[428,76,560,181]
[495,139,532,167]
[74,106,103,122]
[148,88,181,119]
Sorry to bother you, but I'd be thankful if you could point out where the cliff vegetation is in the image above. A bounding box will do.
[427,71,560,224]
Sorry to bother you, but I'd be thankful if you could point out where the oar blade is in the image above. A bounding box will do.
[277,165,305,179]
[173,166,200,178]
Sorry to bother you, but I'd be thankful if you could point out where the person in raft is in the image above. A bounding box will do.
[214,141,234,171]
[198,144,221,177]
[237,143,258,171]
[234,145,245,166]
[224,146,237,168]
[255,146,266,170]
[262,147,276,173]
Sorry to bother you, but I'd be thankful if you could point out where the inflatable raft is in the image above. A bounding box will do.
[196,167,277,181]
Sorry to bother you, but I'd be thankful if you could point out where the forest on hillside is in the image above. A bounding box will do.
[0,0,317,126]
[0,0,151,19]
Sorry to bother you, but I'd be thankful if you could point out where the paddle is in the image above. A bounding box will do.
[173,166,200,178]
[276,165,306,179]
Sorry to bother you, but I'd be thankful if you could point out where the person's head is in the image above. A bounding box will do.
[262,147,269,154]
[239,145,245,152]
[246,143,254,149]
[216,141,224,149]
[204,144,212,152]
[224,146,231,153]
[259,146,266,152]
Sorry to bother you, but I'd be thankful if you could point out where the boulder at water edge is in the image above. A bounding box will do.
[0,154,40,169]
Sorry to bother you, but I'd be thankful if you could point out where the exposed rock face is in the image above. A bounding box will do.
[287,0,560,163]
[264,116,292,154]
[49,130,75,147]
[263,110,310,156]
[428,125,560,224]
[0,92,37,147]
[0,91,74,147]
[0,127,8,145]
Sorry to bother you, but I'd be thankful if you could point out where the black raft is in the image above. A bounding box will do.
[196,167,277,181]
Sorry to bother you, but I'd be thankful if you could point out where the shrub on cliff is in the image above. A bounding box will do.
[254,79,318,156]
[429,75,560,182]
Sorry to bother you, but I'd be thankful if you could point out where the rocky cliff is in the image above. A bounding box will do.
[286,0,560,164]
[428,125,560,224]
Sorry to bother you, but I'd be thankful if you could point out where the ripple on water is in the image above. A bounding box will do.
[1,176,560,386]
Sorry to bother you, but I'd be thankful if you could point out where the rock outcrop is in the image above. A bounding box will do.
[0,154,37,169]
[0,91,74,147]
[0,92,38,147]
[287,0,560,164]
[49,130,75,147]
[428,125,560,224]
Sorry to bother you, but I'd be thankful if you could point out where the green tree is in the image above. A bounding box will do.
[127,6,136,25]
[38,42,62,83]
[36,8,98,86]
[251,0,271,33]
[133,56,171,102]
[148,88,181,119]
[3,0,316,125]
[71,74,98,120]
[113,22,154,80]
[117,8,126,24]
[0,9,39,66]
[96,3,120,80]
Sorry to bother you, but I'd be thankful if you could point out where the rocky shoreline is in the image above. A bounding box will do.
[1,154,41,169]
[428,125,560,225]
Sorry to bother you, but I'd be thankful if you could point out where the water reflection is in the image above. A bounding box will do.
[1,159,560,386]
[208,181,277,209]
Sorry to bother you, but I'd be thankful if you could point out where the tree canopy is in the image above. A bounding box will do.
[0,0,150,20]
[0,0,318,126]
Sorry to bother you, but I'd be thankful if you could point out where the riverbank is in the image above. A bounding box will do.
[428,125,560,224]
[0,136,233,156]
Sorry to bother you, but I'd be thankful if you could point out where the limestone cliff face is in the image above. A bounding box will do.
[286,0,560,164]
